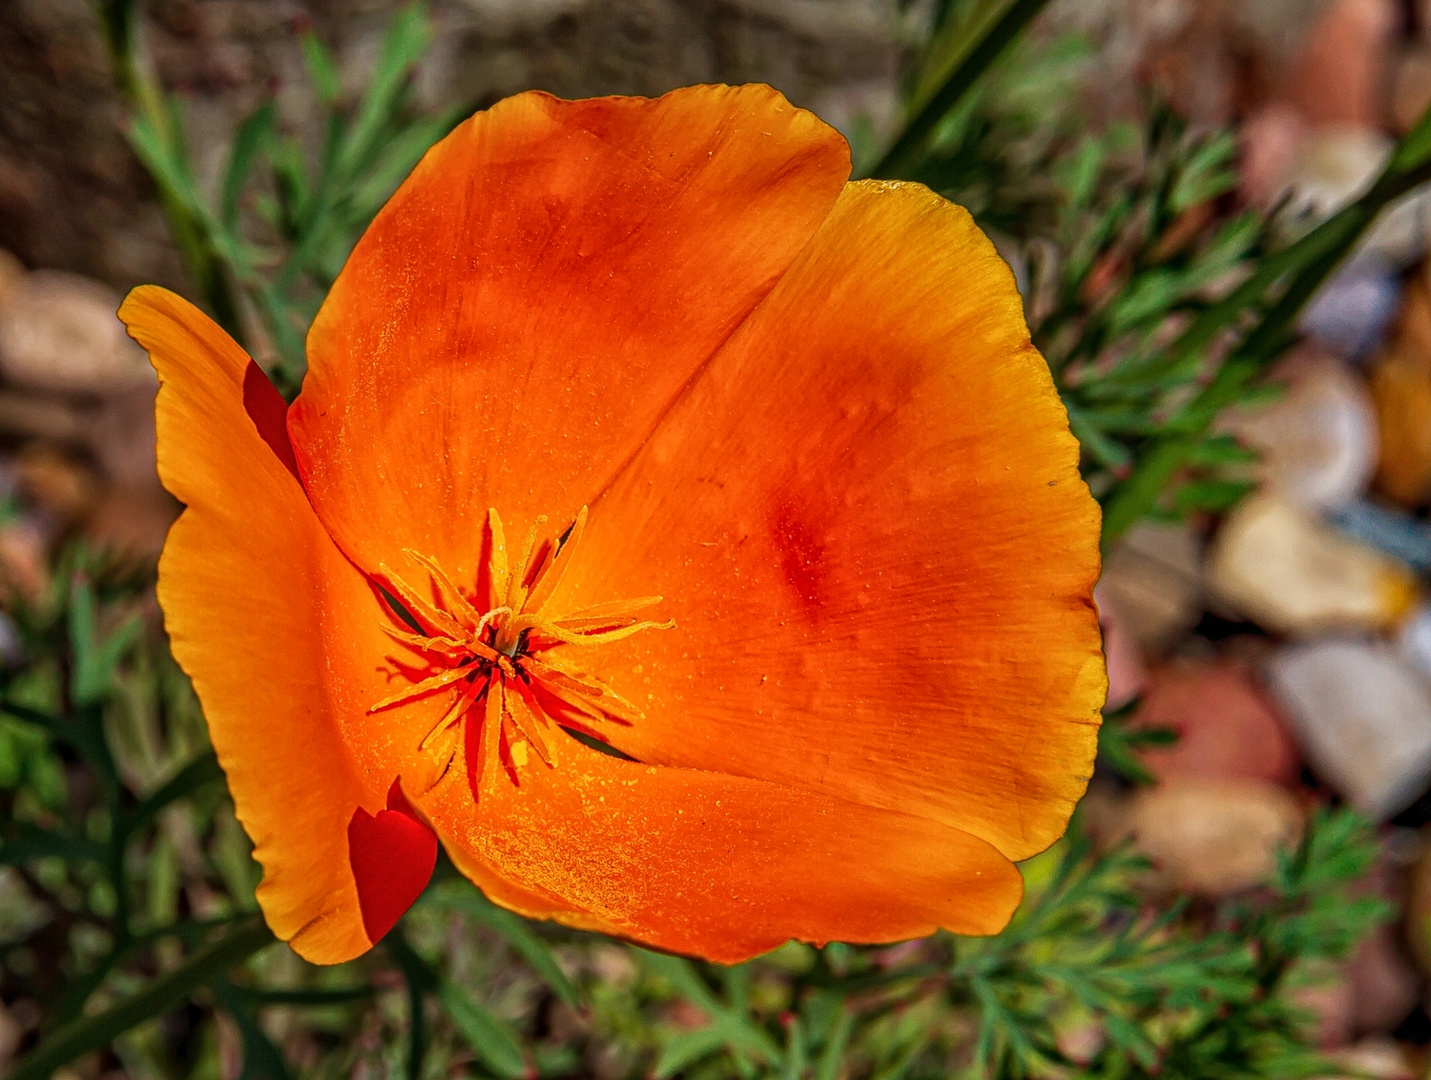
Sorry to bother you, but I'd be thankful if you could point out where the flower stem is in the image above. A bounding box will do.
[864,0,1054,180]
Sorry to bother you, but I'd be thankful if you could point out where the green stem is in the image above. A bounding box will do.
[96,0,246,340]
[386,930,437,1080]
[864,0,1054,179]
[10,917,274,1080]
[118,750,223,840]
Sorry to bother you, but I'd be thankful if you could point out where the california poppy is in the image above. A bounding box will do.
[120,85,1104,965]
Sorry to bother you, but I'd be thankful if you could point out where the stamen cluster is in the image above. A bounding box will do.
[368,507,671,793]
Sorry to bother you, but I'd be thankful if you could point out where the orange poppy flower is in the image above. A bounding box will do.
[120,85,1104,965]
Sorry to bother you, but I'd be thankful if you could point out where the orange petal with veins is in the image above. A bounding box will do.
[288,86,851,586]
[417,733,1024,963]
[554,181,1104,864]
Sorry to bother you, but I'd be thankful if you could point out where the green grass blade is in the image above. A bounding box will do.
[865,0,1053,178]
[9,917,274,1080]
[437,979,527,1078]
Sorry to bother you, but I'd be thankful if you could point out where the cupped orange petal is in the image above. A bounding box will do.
[415,726,1024,963]
[288,85,851,585]
[122,287,437,961]
[549,180,1105,863]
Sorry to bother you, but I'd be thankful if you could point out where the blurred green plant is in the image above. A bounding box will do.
[1,0,1425,1076]
[874,0,1431,548]
[97,0,466,394]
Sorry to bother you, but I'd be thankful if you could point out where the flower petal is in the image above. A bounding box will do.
[419,735,1024,962]
[289,85,851,584]
[553,181,1105,862]
[121,286,398,962]
[348,780,439,944]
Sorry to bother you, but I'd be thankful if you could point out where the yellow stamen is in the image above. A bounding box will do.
[486,508,510,609]
[403,549,484,630]
[370,664,477,712]
[522,505,588,614]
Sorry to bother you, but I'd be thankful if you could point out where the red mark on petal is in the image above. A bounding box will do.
[242,360,301,482]
[347,780,437,944]
[384,776,421,819]
[770,497,827,617]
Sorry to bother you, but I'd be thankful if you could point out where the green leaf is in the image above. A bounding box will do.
[812,1004,852,1080]
[9,917,274,1080]
[120,750,223,838]
[68,576,142,707]
[212,978,293,1080]
[338,4,432,182]
[654,1027,730,1078]
[424,883,581,1005]
[299,31,342,106]
[1174,478,1256,514]
[344,107,464,224]
[222,101,276,227]
[866,0,1055,177]
[638,951,724,1016]
[437,979,527,1079]
[1066,407,1132,470]
[638,952,782,1073]
[0,821,104,865]
[1170,130,1238,212]
[1096,705,1172,786]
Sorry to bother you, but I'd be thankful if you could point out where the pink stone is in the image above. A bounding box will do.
[1240,103,1309,207]
[1287,0,1398,128]
[1131,660,1301,786]
[1293,978,1355,1050]
[1126,778,1304,896]
[1349,926,1420,1033]
[1095,584,1147,710]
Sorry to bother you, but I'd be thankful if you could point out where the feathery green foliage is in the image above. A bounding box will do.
[0,0,1419,1076]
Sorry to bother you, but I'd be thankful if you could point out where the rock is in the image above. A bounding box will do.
[1391,46,1431,134]
[15,445,100,527]
[0,519,48,604]
[1097,521,1203,655]
[1207,494,1419,636]
[0,1001,21,1067]
[0,390,90,444]
[1372,286,1431,504]
[89,386,158,490]
[1131,660,1300,786]
[1287,0,1398,129]
[1240,103,1309,207]
[1293,969,1355,1049]
[83,486,178,565]
[1349,926,1420,1032]
[1267,641,1431,819]
[0,271,153,395]
[1406,838,1431,975]
[1286,128,1428,271]
[1220,352,1377,509]
[1126,778,1303,896]
[1094,585,1147,710]
[1399,605,1431,680]
[1316,1036,1417,1079]
[1299,260,1402,359]
[1331,502,1431,572]
[0,251,23,316]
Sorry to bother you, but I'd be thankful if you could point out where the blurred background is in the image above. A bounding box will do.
[13,0,1431,1077]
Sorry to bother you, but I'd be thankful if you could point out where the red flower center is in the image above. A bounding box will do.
[368,506,671,795]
